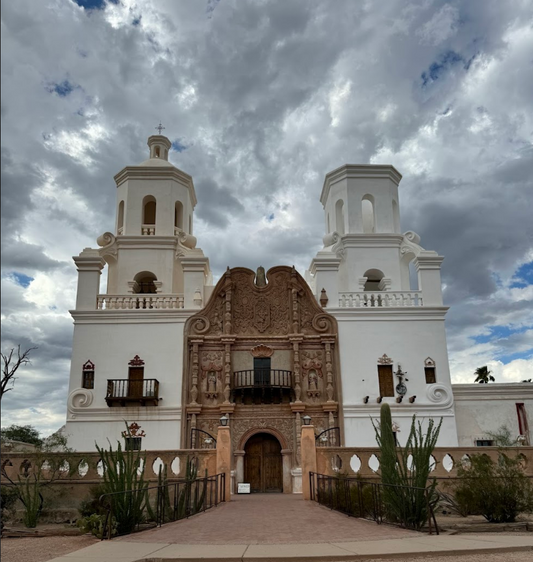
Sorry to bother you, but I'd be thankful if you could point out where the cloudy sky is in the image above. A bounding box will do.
[1,0,532,436]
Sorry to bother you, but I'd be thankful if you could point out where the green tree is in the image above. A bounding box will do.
[1,425,43,446]
[474,365,495,384]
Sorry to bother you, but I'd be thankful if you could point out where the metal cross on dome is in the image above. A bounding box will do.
[155,122,165,135]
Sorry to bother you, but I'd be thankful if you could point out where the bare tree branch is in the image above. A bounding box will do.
[1,345,38,401]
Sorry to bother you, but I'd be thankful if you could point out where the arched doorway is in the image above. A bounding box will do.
[244,433,282,493]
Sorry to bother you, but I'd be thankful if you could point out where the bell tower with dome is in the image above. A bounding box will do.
[65,129,213,452]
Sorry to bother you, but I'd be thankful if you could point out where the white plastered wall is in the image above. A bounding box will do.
[453,384,533,446]
[65,315,189,451]
[332,309,458,447]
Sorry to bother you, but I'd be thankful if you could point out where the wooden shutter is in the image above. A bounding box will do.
[378,365,394,397]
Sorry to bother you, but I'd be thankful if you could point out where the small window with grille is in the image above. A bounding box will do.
[82,360,95,389]
[475,439,494,447]
[124,437,142,451]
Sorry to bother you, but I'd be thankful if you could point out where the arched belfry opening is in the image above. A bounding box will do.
[143,196,156,225]
[363,268,384,291]
[335,199,345,235]
[362,195,375,233]
[244,433,283,493]
[174,201,184,231]
[133,271,158,294]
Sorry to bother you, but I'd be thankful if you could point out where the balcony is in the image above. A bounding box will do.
[232,370,293,404]
[141,224,155,235]
[105,379,160,407]
[338,291,423,308]
[97,294,184,310]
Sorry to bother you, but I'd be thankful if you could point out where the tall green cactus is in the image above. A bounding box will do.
[177,457,206,519]
[376,402,397,486]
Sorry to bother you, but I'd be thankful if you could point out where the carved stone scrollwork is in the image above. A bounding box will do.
[426,384,453,407]
[312,313,334,333]
[96,232,116,247]
[68,389,93,409]
[400,231,424,258]
[191,317,210,335]
[232,417,295,451]
[250,344,274,357]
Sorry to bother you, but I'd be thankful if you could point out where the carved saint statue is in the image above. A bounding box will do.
[308,370,318,391]
[207,372,217,393]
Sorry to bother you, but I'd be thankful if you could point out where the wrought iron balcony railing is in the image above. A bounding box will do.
[105,379,159,407]
[233,369,292,390]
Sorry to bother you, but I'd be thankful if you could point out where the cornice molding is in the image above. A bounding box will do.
[452,383,533,400]
[70,309,196,324]
[329,307,449,320]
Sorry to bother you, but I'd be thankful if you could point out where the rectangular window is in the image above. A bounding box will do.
[82,370,94,389]
[378,365,394,397]
[475,439,494,447]
[124,437,142,451]
[424,367,436,384]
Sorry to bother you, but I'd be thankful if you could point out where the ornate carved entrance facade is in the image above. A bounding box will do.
[182,266,342,493]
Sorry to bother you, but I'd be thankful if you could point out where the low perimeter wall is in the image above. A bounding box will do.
[1,449,216,509]
[316,446,533,479]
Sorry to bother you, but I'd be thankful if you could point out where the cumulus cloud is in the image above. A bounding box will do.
[1,0,532,433]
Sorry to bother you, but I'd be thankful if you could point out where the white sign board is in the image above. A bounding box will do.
[238,483,251,494]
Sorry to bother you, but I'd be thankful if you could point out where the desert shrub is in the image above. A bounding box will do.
[77,513,117,538]
[78,484,107,518]
[453,453,533,523]
[373,403,442,530]
[1,485,19,530]
[1,433,74,528]
[96,437,150,536]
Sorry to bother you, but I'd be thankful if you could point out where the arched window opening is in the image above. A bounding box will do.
[362,195,375,233]
[335,200,345,235]
[82,360,95,389]
[133,271,158,294]
[143,196,156,225]
[154,146,160,158]
[392,199,400,233]
[189,215,192,234]
[117,200,124,233]
[363,268,385,292]
[424,358,436,384]
[174,201,184,230]
[408,260,419,290]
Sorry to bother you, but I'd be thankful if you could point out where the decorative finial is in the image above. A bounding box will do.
[155,122,165,135]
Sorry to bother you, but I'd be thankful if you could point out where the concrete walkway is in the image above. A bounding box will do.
[46,494,533,561]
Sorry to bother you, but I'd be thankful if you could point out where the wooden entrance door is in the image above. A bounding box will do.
[244,433,283,493]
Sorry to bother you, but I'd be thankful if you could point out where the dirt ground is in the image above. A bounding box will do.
[0,535,99,562]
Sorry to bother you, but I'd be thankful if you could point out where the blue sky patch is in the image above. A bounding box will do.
[268,213,275,221]
[472,324,528,345]
[497,350,533,365]
[421,51,476,87]
[47,80,77,97]
[11,272,34,288]
[132,16,142,26]
[171,139,188,152]
[510,261,533,289]
[72,0,106,9]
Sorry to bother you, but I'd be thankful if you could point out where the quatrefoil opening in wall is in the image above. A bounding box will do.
[250,344,274,358]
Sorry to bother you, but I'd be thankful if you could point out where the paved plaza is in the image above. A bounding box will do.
[37,494,533,561]
[118,493,418,545]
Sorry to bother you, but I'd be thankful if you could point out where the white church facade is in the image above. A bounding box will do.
[64,133,532,492]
